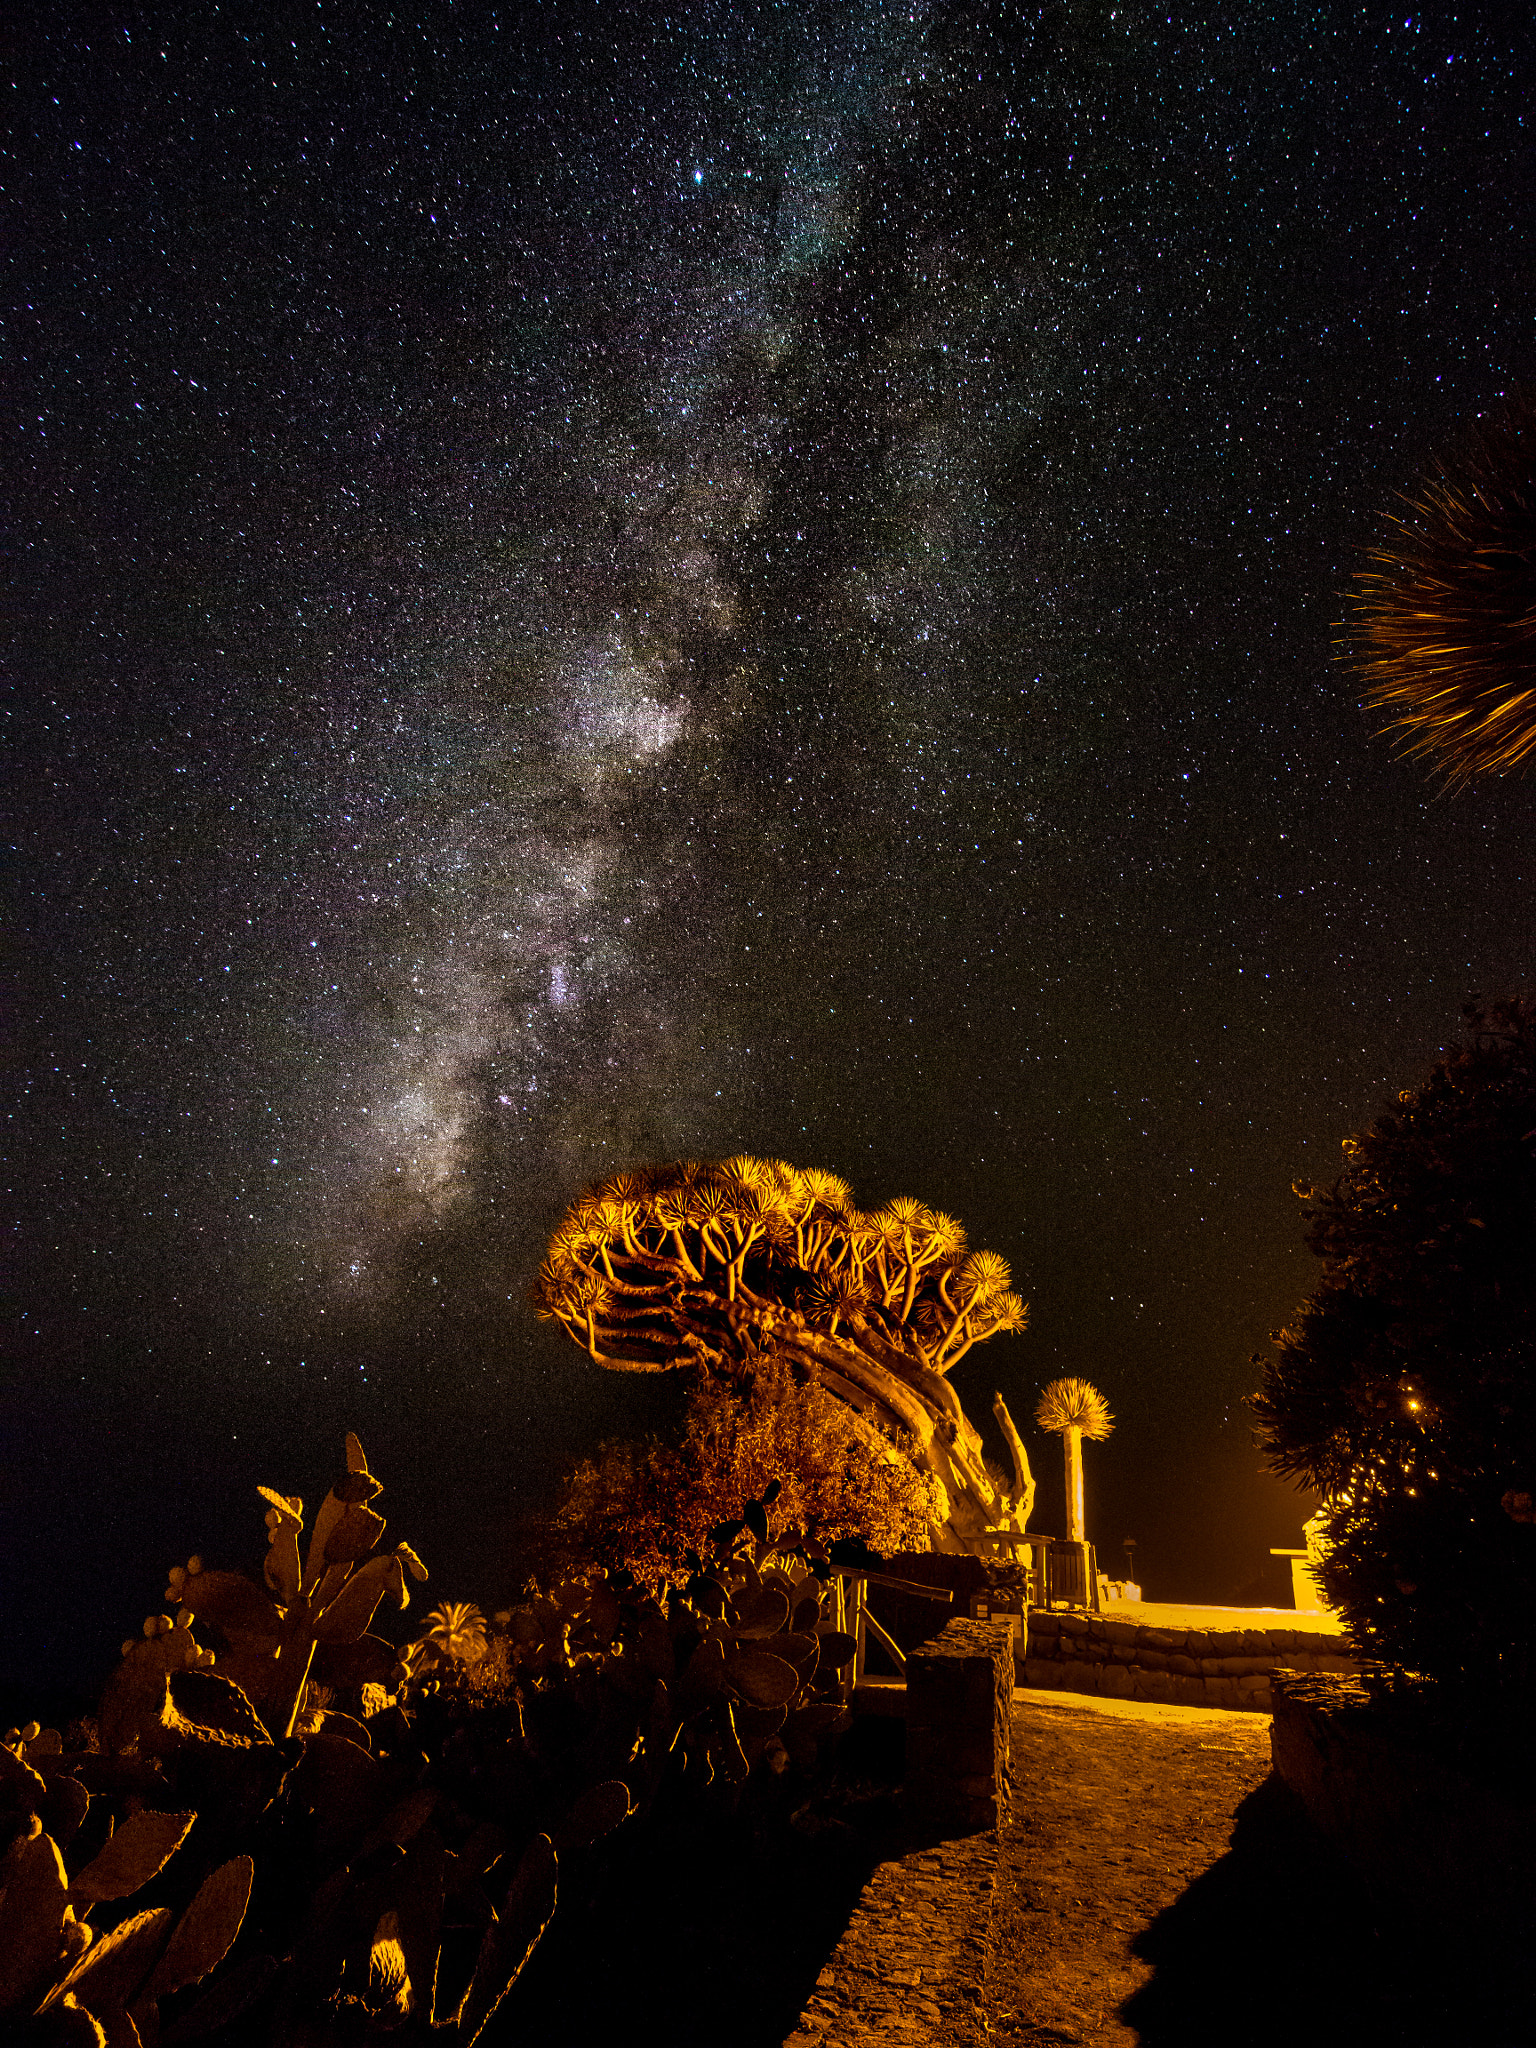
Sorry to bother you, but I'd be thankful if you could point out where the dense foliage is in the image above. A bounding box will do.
[1252,1000,1536,1691]
[0,1437,867,2045]
[534,1155,1037,1551]
[551,1349,945,1585]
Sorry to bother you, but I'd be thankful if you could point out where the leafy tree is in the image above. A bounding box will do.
[550,1348,946,1586]
[1252,1000,1536,1692]
[533,1156,1037,1552]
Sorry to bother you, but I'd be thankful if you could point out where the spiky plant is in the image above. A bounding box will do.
[533,1157,1037,1553]
[1347,389,1536,787]
[1035,1378,1114,1545]
[420,1599,489,1665]
[1035,1378,1115,1439]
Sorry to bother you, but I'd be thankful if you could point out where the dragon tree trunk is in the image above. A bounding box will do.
[676,1297,1035,1554]
[1063,1424,1085,1544]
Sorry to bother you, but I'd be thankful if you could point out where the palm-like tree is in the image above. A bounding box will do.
[419,1599,488,1665]
[1034,1378,1114,1544]
[533,1157,1037,1554]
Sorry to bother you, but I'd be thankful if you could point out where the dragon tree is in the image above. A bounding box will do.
[533,1155,1038,1554]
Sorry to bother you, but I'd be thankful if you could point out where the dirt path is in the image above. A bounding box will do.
[987,1689,1530,2048]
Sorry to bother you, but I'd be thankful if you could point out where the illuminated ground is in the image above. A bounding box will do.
[1097,1600,1348,1636]
[984,1688,1499,2047]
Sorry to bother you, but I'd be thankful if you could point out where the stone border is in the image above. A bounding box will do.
[1270,1669,1536,1942]
[907,1618,1014,1832]
[781,1824,999,2048]
[1023,1608,1361,1711]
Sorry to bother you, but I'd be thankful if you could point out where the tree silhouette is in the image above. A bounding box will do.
[534,1155,1037,1552]
[1252,999,1536,1691]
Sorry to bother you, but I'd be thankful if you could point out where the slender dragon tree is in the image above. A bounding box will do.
[533,1155,1038,1554]
[1035,1377,1114,1545]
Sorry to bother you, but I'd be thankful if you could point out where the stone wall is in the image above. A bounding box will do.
[1022,1609,1361,1712]
[906,1620,1015,1830]
[782,1831,998,2048]
[862,1553,991,1661]
[1270,1670,1535,1949]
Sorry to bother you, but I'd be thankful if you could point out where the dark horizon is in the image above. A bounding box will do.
[7,1,1534,1709]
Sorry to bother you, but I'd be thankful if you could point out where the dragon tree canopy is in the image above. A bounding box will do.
[534,1154,1039,1556]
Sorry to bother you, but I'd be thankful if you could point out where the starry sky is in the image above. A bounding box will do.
[7,1,1535,1702]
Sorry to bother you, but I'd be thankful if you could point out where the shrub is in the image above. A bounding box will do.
[550,1347,946,1585]
[1252,999,1536,1692]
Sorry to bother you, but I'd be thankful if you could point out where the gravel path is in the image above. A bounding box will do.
[987,1688,1531,2048]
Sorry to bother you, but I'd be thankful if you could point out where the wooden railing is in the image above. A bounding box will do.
[823,1569,954,1695]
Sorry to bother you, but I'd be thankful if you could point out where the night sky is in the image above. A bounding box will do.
[8,2,1535,1705]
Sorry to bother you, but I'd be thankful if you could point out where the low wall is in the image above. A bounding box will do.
[1022,1608,1361,1712]
[907,1619,1015,1831]
[863,1553,992,1662]
[1270,1670,1535,1946]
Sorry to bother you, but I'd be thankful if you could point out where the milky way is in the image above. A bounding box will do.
[9,2,1535,1689]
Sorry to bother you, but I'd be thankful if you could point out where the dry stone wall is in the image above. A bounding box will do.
[1022,1608,1361,1712]
[1269,1670,1536,1943]
[907,1619,1015,1830]
[781,1830,997,2048]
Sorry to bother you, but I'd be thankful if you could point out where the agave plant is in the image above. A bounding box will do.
[418,1601,490,1666]
[1034,1378,1114,1546]
[1347,388,1536,787]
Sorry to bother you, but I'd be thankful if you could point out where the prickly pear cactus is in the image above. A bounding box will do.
[4,1454,868,2046]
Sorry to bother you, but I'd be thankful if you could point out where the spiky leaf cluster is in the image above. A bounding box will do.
[1034,1378,1115,1441]
[1348,389,1536,787]
[533,1154,1025,1375]
[1252,999,1536,1692]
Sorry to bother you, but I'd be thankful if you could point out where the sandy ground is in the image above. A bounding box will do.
[984,1688,1531,2048]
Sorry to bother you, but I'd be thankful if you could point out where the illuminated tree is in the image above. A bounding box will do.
[1252,999,1536,1692]
[1348,388,1536,787]
[1034,1377,1114,1544]
[533,1156,1037,1553]
[551,1349,946,1586]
